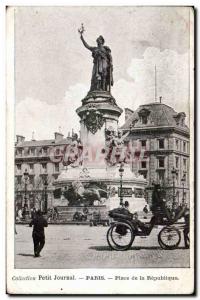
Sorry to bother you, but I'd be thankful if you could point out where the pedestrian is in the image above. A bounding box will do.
[123,201,130,211]
[53,207,59,220]
[22,207,27,220]
[143,204,148,218]
[17,208,22,220]
[31,207,36,220]
[29,210,48,257]
[183,206,190,249]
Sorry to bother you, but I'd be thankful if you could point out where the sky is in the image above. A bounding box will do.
[14,6,192,140]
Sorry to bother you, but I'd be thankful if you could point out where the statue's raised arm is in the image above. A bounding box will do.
[78,23,93,51]
[80,34,94,52]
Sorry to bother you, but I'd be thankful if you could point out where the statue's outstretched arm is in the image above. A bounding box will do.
[80,35,94,51]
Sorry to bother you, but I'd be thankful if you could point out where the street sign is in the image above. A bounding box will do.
[118,187,133,197]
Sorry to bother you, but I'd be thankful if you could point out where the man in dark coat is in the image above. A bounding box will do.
[183,206,190,249]
[29,210,48,257]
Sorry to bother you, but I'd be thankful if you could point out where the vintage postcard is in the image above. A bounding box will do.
[6,6,195,294]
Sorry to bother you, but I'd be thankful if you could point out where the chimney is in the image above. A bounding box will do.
[125,108,134,122]
[32,131,36,141]
[54,132,64,142]
[16,135,25,144]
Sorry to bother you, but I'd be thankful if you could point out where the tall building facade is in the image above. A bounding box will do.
[121,102,190,205]
[15,132,72,211]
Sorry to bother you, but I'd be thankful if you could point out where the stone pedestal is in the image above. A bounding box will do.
[76,91,122,167]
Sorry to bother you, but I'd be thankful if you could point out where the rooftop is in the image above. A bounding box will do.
[121,102,189,133]
[15,138,72,148]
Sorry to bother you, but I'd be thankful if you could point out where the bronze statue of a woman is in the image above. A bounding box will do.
[78,24,113,92]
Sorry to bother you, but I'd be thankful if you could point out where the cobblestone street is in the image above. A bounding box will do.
[15,224,189,269]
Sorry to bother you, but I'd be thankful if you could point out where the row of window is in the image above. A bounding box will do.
[175,139,188,152]
[16,162,60,173]
[15,174,59,185]
[139,138,188,152]
[139,169,188,184]
[16,147,62,157]
[140,158,164,169]
[175,157,187,170]
[16,156,188,174]
[140,157,187,170]
[15,138,189,157]
[139,112,186,127]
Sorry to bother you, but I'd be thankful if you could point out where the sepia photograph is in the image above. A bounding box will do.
[6,5,195,294]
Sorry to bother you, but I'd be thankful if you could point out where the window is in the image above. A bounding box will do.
[55,163,59,172]
[42,163,47,170]
[175,139,179,150]
[141,161,147,169]
[138,109,150,125]
[141,115,148,124]
[43,147,48,155]
[183,158,187,170]
[29,148,35,156]
[176,171,179,183]
[29,163,34,170]
[182,172,187,183]
[16,164,21,170]
[183,141,186,152]
[157,170,165,182]
[158,139,164,149]
[175,157,179,169]
[141,140,146,148]
[17,149,22,156]
[158,157,165,168]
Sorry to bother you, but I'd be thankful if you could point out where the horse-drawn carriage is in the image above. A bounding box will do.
[107,208,186,250]
[107,185,189,251]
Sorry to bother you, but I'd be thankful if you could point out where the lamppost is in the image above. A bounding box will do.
[171,167,178,209]
[119,162,124,206]
[23,169,29,207]
[23,169,29,217]
[181,173,186,204]
[43,177,48,214]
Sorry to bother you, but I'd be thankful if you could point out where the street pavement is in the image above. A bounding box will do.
[15,224,190,269]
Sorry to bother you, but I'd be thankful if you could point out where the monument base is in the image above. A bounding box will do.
[53,164,147,214]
